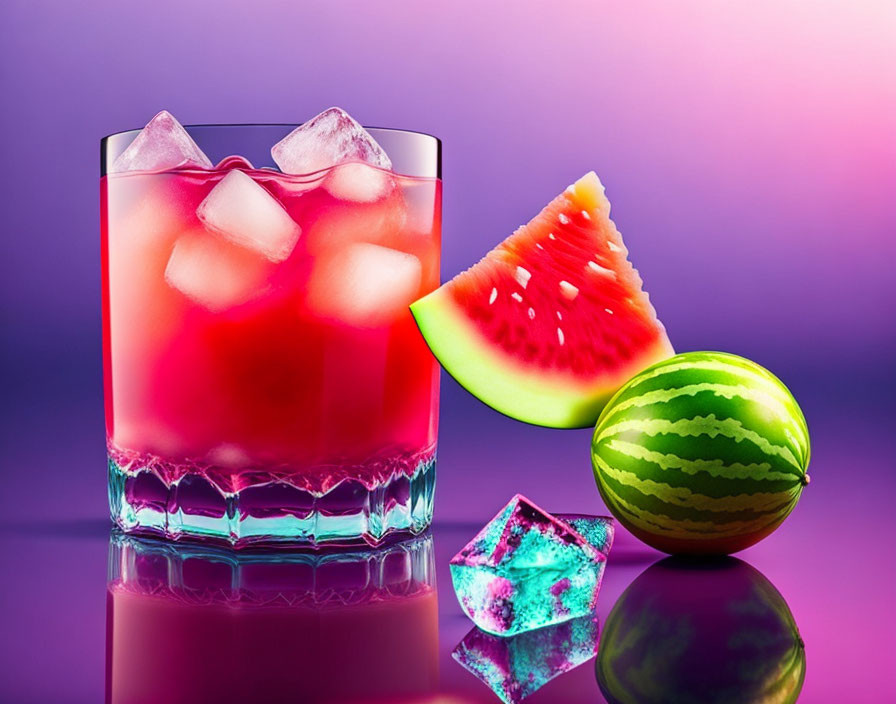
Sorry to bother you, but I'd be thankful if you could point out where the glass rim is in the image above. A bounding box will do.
[100,122,441,147]
[101,123,441,179]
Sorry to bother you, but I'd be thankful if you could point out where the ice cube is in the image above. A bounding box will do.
[164,230,272,311]
[449,495,614,636]
[304,190,407,256]
[271,107,392,175]
[197,170,300,262]
[325,162,392,203]
[110,110,212,174]
[306,243,421,327]
[206,443,253,469]
[452,615,600,704]
[555,513,615,556]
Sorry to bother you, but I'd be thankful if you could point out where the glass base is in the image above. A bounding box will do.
[108,450,436,548]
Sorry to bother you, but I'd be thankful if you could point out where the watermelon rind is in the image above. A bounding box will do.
[412,294,672,427]
[591,351,811,555]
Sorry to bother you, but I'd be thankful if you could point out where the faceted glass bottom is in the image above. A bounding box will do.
[108,450,436,548]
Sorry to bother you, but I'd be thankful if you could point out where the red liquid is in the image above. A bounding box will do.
[101,165,441,495]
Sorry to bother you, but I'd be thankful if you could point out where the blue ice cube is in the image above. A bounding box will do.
[449,494,614,636]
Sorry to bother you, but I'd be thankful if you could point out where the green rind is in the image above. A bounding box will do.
[410,289,672,428]
[591,351,810,554]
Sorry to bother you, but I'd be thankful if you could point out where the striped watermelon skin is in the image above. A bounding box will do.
[591,351,810,555]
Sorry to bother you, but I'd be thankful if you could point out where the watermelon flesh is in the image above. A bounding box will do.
[411,172,673,428]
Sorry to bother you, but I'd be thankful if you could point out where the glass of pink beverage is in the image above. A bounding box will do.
[102,112,441,546]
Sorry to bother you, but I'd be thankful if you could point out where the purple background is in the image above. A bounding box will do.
[1,1,894,702]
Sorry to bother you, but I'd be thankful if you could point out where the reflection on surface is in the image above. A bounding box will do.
[106,531,438,704]
[452,615,599,703]
[596,557,805,704]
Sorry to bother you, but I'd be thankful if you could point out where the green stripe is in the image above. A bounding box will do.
[597,440,802,497]
[598,472,793,539]
[597,457,797,533]
[596,415,803,471]
[595,454,799,514]
[608,353,810,461]
[600,383,806,443]
[601,393,808,470]
[622,356,795,407]
[608,423,805,483]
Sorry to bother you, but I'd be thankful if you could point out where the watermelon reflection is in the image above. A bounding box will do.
[105,532,438,704]
[596,557,805,704]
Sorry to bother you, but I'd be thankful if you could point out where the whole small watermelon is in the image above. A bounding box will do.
[596,557,806,704]
[591,351,810,555]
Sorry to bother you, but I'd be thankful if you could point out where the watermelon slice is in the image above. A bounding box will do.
[410,172,673,428]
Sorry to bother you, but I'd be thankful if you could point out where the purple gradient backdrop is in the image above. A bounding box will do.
[1,1,894,702]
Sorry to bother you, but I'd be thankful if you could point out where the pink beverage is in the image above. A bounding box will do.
[102,115,441,546]
[106,533,439,704]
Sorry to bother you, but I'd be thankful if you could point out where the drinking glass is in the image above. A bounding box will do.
[101,125,441,546]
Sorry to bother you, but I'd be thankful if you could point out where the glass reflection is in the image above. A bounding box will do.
[106,531,438,704]
[452,615,599,703]
[596,557,805,704]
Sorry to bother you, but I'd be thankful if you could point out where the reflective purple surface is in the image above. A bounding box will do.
[1,393,894,702]
[1,1,894,701]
